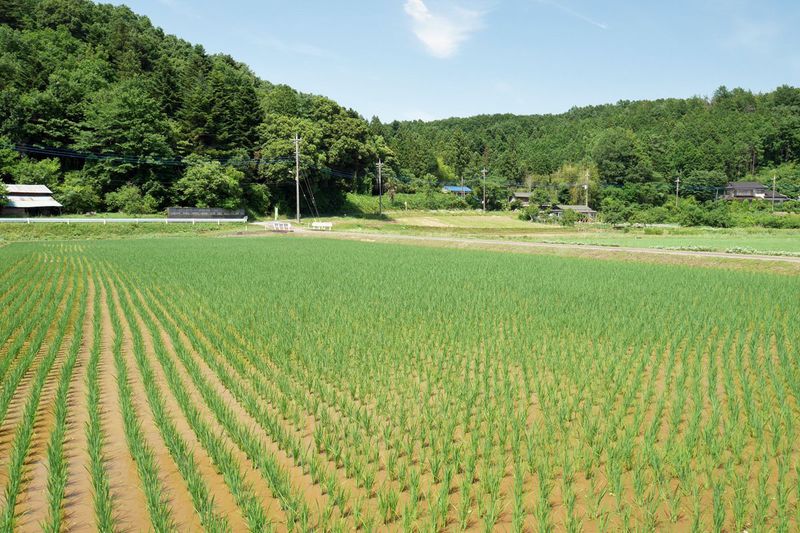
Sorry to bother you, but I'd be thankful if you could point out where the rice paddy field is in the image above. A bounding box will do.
[0,236,799,532]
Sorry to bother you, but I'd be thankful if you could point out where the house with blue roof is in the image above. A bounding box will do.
[441,185,472,195]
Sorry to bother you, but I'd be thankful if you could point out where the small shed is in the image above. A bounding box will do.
[2,184,62,216]
[551,204,597,220]
[441,185,472,195]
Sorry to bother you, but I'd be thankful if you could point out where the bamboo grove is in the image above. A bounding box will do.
[0,237,798,531]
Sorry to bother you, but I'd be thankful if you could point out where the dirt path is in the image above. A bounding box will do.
[106,280,202,532]
[62,272,97,531]
[257,227,800,267]
[96,279,150,533]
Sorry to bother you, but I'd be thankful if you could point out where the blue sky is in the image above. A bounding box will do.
[120,0,800,122]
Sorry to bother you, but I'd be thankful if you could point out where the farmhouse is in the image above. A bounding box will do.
[510,191,533,206]
[2,184,62,216]
[441,185,472,195]
[723,181,790,203]
[551,204,597,220]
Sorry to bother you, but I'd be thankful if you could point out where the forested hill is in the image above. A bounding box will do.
[0,0,385,214]
[1,1,798,216]
[376,86,800,205]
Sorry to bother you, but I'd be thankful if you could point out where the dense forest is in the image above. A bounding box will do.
[0,0,386,215]
[1,0,799,219]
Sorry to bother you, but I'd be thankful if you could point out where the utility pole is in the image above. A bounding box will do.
[293,133,301,223]
[377,158,383,216]
[583,169,589,207]
[675,173,681,208]
[772,175,777,212]
[481,168,487,212]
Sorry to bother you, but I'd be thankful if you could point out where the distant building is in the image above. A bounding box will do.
[723,181,790,203]
[2,184,62,216]
[550,204,597,220]
[441,185,472,195]
[510,191,533,206]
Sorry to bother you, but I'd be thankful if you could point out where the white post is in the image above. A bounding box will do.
[772,175,777,213]
[294,133,301,223]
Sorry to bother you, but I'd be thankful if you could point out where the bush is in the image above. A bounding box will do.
[559,209,581,227]
[343,193,468,213]
[105,184,158,214]
[174,159,244,210]
[600,196,632,224]
[518,204,540,222]
[55,172,101,213]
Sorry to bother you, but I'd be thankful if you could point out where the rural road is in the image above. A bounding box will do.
[250,223,800,265]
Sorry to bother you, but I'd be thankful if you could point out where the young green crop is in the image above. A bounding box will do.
[1,235,799,531]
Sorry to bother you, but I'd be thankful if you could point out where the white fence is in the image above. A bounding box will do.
[0,217,248,225]
[265,221,293,232]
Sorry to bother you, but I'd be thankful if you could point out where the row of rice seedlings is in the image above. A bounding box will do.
[120,279,273,531]
[158,287,417,515]
[99,275,175,532]
[43,264,91,531]
[0,255,28,288]
[110,276,230,531]
[137,285,361,525]
[0,255,47,329]
[179,308,380,497]
[0,266,82,530]
[124,281,309,531]
[0,260,68,386]
[83,238,800,530]
[85,269,115,531]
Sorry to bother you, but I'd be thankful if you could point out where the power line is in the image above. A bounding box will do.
[6,143,294,167]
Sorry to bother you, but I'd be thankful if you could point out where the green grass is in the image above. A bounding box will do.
[0,222,245,241]
[538,227,800,254]
[309,212,800,254]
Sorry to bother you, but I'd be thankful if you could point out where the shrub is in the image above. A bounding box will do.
[105,185,158,214]
[174,159,244,210]
[55,172,101,213]
[518,204,540,222]
[559,209,581,226]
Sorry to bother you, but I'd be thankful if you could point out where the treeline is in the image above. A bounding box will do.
[375,86,800,211]
[1,0,799,219]
[0,0,387,215]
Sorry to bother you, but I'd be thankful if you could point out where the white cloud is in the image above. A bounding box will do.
[404,0,485,58]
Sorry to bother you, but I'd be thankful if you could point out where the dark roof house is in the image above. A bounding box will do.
[2,184,62,216]
[510,191,533,206]
[550,204,597,219]
[723,181,790,202]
